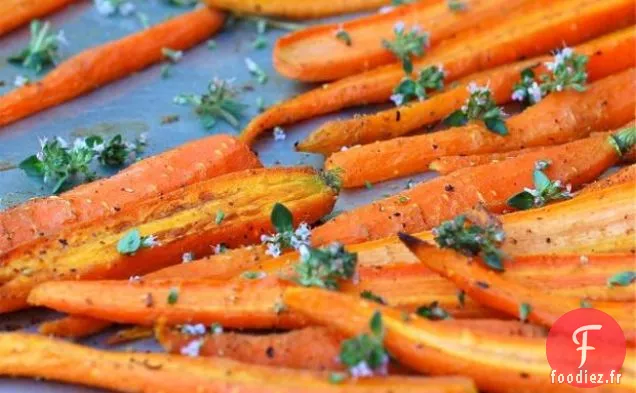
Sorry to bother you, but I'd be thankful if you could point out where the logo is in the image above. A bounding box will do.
[546,309,626,388]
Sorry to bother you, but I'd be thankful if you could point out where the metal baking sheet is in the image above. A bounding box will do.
[0,2,436,392]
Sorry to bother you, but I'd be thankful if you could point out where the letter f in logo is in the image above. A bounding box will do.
[572,324,603,368]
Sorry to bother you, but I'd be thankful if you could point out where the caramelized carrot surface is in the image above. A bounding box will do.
[299,27,636,154]
[0,135,261,256]
[240,0,635,144]
[202,0,393,19]
[0,7,225,127]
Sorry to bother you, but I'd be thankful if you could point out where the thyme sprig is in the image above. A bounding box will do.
[382,22,428,73]
[507,160,573,210]
[444,83,508,135]
[9,20,67,73]
[174,78,247,129]
[339,312,389,378]
[391,65,445,105]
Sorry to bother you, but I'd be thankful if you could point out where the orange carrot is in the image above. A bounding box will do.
[239,0,635,144]
[202,0,394,19]
[0,8,224,127]
[400,236,636,343]
[0,333,477,393]
[298,27,636,154]
[429,148,542,175]
[0,0,76,37]
[580,164,636,195]
[314,126,634,244]
[327,69,636,187]
[274,0,528,82]
[284,287,636,393]
[0,167,336,313]
[157,325,346,371]
[30,253,635,331]
[0,135,260,256]
[40,179,636,339]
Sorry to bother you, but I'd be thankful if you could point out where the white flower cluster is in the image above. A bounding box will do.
[181,323,206,335]
[273,126,286,141]
[261,222,311,257]
[95,0,136,16]
[545,47,573,73]
[180,338,204,357]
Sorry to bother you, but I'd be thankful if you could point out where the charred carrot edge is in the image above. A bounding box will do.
[105,326,154,346]
[202,0,392,19]
[274,0,527,82]
[157,325,346,371]
[0,7,225,128]
[400,237,636,343]
[298,27,636,154]
[326,69,636,188]
[0,333,477,393]
[0,0,76,37]
[314,126,634,244]
[0,167,337,314]
[0,134,261,256]
[239,0,635,144]
[29,253,635,332]
[284,287,636,393]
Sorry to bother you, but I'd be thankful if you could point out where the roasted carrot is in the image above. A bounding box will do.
[327,69,636,187]
[298,27,636,154]
[429,149,542,175]
[0,0,76,37]
[30,253,635,331]
[580,164,636,195]
[157,325,346,371]
[105,326,154,346]
[274,0,529,82]
[284,288,636,393]
[314,126,635,244]
[0,333,477,393]
[0,7,224,127]
[0,134,261,256]
[40,179,636,338]
[400,236,636,343]
[0,167,336,313]
[203,0,394,19]
[239,0,635,144]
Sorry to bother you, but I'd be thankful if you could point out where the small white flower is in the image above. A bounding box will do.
[265,242,282,257]
[180,339,204,357]
[129,275,141,282]
[138,132,149,145]
[349,361,374,378]
[14,75,30,87]
[273,127,286,141]
[182,252,194,263]
[579,255,589,265]
[92,142,106,154]
[72,138,88,152]
[436,64,445,75]
[118,2,136,16]
[294,223,312,242]
[298,244,311,261]
[56,30,69,47]
[94,0,116,16]
[393,21,405,33]
[467,82,479,94]
[212,244,225,254]
[38,137,49,150]
[141,235,159,248]
[181,323,206,335]
[511,88,526,102]
[560,47,573,59]
[528,82,543,103]
[56,137,69,149]
[390,93,405,106]
[211,324,223,335]
[340,146,349,152]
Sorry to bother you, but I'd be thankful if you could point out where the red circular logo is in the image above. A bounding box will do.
[546,309,626,388]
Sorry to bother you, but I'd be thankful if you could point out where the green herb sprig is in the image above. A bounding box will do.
[607,271,635,287]
[335,28,352,46]
[261,203,312,257]
[391,65,444,105]
[507,160,573,210]
[339,312,389,378]
[9,20,66,73]
[445,83,508,135]
[382,22,428,73]
[245,57,268,84]
[294,243,357,290]
[447,0,467,11]
[174,78,247,129]
[416,301,451,320]
[433,215,506,271]
[117,229,158,255]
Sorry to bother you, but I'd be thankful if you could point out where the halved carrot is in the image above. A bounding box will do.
[202,0,394,19]
[314,126,634,244]
[239,0,635,144]
[0,167,336,313]
[284,287,636,393]
[0,0,76,37]
[580,164,636,195]
[0,333,477,393]
[30,253,635,331]
[0,135,261,256]
[327,69,636,187]
[298,27,636,154]
[157,325,346,371]
[400,236,636,343]
[40,179,636,338]
[0,7,225,127]
[274,0,529,82]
